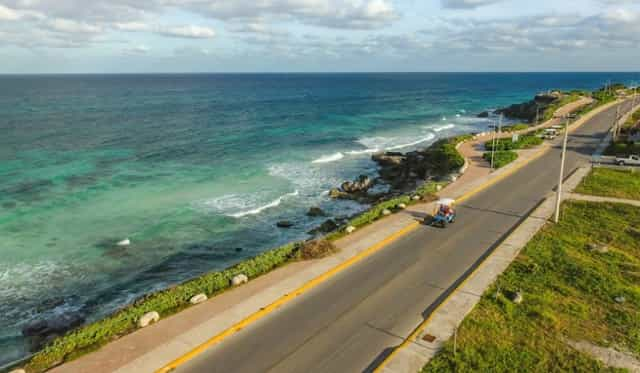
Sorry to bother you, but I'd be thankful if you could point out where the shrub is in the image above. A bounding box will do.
[484,133,542,151]
[300,240,338,260]
[483,151,518,168]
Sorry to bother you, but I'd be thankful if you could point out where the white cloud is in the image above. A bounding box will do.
[45,18,102,34]
[0,4,21,20]
[114,22,150,32]
[158,25,216,39]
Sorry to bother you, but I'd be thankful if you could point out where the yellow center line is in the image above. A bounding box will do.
[157,100,620,373]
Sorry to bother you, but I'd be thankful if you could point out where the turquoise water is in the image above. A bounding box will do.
[1,73,639,363]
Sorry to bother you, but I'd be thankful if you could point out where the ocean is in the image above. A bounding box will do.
[1,72,639,364]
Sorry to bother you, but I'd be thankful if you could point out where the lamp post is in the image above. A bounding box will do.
[554,116,570,223]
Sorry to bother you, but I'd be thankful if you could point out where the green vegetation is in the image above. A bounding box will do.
[623,107,640,130]
[424,134,473,175]
[500,123,529,133]
[484,132,543,152]
[576,167,640,200]
[423,201,640,373]
[542,93,582,121]
[483,150,518,169]
[605,142,640,157]
[25,242,301,372]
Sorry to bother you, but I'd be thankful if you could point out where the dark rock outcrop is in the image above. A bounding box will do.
[22,313,85,345]
[276,220,294,228]
[477,111,490,118]
[309,219,339,234]
[495,92,562,122]
[306,207,327,217]
[340,175,373,194]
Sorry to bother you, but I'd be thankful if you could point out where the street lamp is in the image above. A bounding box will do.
[554,115,570,224]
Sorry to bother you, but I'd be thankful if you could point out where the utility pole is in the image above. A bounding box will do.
[490,115,503,171]
[613,104,621,142]
[554,116,570,224]
[490,119,497,170]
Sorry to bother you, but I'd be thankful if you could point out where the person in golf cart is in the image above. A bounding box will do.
[439,203,454,218]
[429,198,456,227]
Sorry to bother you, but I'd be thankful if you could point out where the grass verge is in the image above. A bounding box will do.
[484,132,543,152]
[483,150,518,169]
[422,201,640,372]
[576,167,640,200]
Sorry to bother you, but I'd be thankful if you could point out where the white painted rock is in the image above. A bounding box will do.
[411,195,421,201]
[615,296,626,304]
[117,238,131,246]
[436,185,442,191]
[138,311,160,328]
[9,369,26,373]
[512,292,524,304]
[382,209,392,216]
[231,274,248,286]
[189,293,208,305]
[397,203,407,209]
[346,226,356,234]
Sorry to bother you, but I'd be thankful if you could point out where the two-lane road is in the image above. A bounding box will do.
[176,100,631,373]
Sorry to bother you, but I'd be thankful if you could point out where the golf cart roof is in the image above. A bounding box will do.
[437,198,455,206]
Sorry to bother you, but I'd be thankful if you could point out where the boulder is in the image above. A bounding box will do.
[329,188,347,199]
[372,152,405,167]
[231,274,249,286]
[117,238,131,247]
[307,207,326,217]
[189,293,208,305]
[477,111,490,118]
[340,175,373,194]
[276,220,294,228]
[346,226,356,234]
[397,203,407,209]
[138,311,160,328]
[512,291,524,304]
[22,313,85,338]
[587,243,609,253]
[412,195,421,201]
[300,239,338,260]
[310,219,339,234]
[382,209,392,216]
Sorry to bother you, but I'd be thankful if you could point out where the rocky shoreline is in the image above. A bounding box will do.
[481,91,565,123]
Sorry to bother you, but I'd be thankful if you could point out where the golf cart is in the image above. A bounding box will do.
[428,198,456,228]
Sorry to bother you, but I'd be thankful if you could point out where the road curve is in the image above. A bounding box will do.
[176,100,632,373]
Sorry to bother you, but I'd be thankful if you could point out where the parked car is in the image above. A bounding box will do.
[615,155,640,166]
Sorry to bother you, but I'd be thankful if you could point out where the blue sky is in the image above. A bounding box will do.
[0,0,639,73]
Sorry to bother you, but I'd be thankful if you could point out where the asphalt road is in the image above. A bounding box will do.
[177,100,633,373]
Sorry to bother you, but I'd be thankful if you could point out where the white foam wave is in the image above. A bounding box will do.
[312,152,344,164]
[386,134,436,151]
[357,133,436,152]
[345,148,380,155]
[203,190,299,218]
[432,124,455,132]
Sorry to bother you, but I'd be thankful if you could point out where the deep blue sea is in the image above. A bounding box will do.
[1,72,639,364]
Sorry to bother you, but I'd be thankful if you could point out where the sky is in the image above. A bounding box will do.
[0,0,639,73]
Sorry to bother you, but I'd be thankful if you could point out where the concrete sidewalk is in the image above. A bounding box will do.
[44,97,606,373]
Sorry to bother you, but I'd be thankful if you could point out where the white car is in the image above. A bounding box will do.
[616,155,640,166]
